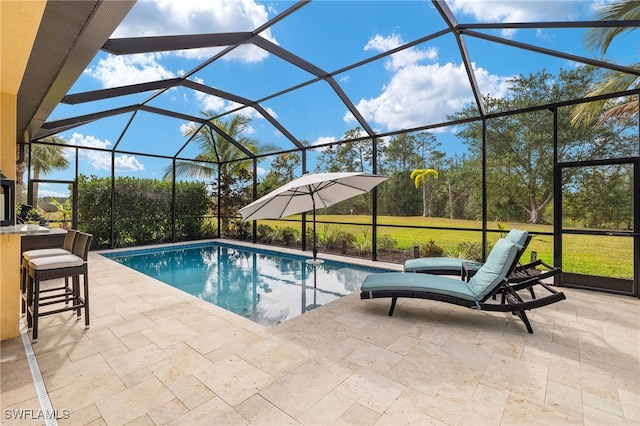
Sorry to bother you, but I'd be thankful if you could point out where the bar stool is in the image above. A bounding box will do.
[25,232,92,342]
[20,229,78,314]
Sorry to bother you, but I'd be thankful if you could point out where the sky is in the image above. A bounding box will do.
[38,0,638,198]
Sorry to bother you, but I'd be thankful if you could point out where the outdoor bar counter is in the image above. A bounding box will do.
[0,226,66,340]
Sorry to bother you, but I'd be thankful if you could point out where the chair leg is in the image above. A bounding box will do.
[528,287,536,299]
[517,310,533,333]
[388,297,398,316]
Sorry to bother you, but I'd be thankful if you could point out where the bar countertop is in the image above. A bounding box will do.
[0,225,67,236]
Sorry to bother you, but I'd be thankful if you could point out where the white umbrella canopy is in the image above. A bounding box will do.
[239,172,388,259]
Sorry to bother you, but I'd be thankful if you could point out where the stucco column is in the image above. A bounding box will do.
[0,0,46,341]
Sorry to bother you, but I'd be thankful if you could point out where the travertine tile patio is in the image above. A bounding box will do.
[1,241,639,425]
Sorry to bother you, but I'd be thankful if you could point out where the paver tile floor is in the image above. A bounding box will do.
[2,242,639,425]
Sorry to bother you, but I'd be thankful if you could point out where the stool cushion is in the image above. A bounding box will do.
[23,248,72,261]
[29,254,84,270]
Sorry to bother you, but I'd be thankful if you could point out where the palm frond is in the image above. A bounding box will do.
[585,0,640,55]
[571,68,639,126]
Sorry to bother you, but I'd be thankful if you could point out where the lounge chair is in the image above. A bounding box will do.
[361,238,566,333]
[404,228,531,275]
[405,228,543,298]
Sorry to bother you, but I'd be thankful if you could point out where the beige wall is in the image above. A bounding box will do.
[0,0,47,340]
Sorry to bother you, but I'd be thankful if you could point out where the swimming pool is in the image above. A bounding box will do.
[102,242,390,326]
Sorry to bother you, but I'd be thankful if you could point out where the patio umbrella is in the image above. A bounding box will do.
[239,172,388,260]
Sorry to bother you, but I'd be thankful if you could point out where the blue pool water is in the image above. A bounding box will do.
[102,242,389,326]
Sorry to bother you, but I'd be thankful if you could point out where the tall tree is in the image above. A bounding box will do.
[314,128,374,173]
[441,154,481,220]
[377,132,440,216]
[257,151,302,196]
[572,0,639,127]
[379,131,439,174]
[564,164,633,230]
[26,136,70,207]
[163,113,276,231]
[314,128,379,214]
[450,67,626,224]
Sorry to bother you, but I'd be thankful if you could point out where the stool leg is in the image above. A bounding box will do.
[20,263,26,315]
[73,275,81,319]
[65,277,71,306]
[32,274,40,342]
[83,272,90,329]
[26,273,34,329]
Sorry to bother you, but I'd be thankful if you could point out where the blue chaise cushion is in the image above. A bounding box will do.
[404,257,467,273]
[466,238,518,300]
[505,229,529,248]
[361,273,477,301]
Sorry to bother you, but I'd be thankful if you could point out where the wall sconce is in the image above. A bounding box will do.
[0,172,16,227]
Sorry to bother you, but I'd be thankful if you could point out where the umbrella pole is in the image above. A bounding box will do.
[312,193,317,260]
[306,191,322,290]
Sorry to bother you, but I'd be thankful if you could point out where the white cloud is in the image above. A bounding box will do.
[179,122,195,135]
[448,0,582,21]
[195,91,228,112]
[347,34,511,131]
[115,155,145,172]
[244,125,256,136]
[188,77,277,121]
[67,133,144,172]
[365,34,438,71]
[447,0,582,37]
[312,136,337,147]
[347,61,510,130]
[112,0,275,62]
[84,53,176,88]
[37,186,69,199]
[187,77,228,112]
[86,0,278,89]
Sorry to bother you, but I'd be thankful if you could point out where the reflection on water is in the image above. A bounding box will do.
[106,244,382,326]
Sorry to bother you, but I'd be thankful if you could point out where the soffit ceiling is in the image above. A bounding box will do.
[16,0,135,143]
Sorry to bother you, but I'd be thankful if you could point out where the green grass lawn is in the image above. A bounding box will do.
[257,215,633,279]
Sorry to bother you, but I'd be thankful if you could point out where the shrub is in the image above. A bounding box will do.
[352,239,371,256]
[227,219,251,240]
[200,218,218,239]
[257,225,300,246]
[377,234,398,250]
[446,241,483,261]
[77,175,210,248]
[419,239,444,257]
[280,227,300,245]
[319,225,357,253]
[256,224,274,241]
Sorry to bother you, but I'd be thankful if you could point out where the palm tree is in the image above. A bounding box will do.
[410,168,438,217]
[25,136,70,208]
[571,0,639,127]
[163,113,276,230]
